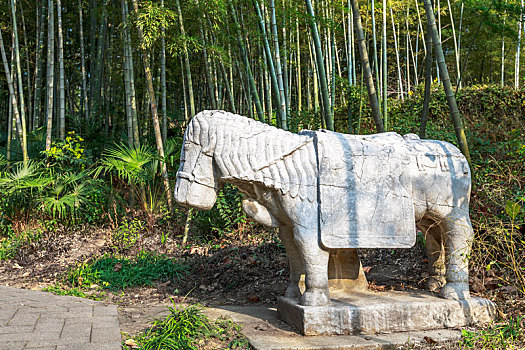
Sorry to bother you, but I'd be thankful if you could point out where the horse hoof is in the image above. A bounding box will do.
[439,282,470,300]
[300,289,330,306]
[426,276,446,292]
[285,285,302,300]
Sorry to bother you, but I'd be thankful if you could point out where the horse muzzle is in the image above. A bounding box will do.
[174,176,217,211]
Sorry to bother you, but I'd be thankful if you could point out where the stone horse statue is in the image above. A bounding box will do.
[174,110,474,306]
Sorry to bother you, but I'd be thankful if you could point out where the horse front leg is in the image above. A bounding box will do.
[278,225,304,299]
[440,209,473,300]
[293,226,330,306]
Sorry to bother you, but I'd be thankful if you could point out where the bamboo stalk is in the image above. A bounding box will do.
[130,0,173,211]
[45,0,55,152]
[351,0,384,132]
[423,0,471,165]
[305,0,333,130]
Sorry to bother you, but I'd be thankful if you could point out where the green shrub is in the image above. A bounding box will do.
[42,131,88,168]
[78,182,112,225]
[193,184,248,238]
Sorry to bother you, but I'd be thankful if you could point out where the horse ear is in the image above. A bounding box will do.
[201,119,215,154]
[185,120,193,141]
[192,117,201,144]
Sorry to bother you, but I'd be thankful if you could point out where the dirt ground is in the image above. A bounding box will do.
[0,225,523,348]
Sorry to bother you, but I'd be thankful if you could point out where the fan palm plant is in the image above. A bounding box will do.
[98,143,157,185]
[0,159,102,229]
[97,143,165,228]
[0,160,46,230]
[38,171,98,220]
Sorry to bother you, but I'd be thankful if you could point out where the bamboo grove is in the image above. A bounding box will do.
[0,0,523,167]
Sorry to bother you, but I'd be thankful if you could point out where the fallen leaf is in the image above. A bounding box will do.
[125,338,138,348]
[371,284,386,291]
[113,263,122,272]
[485,281,499,291]
[424,336,437,344]
[470,277,486,293]
[498,286,517,294]
[363,266,372,273]
[497,309,507,319]
[248,294,260,303]
[21,272,30,277]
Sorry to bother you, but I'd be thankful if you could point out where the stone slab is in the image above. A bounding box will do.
[277,291,496,336]
[205,304,464,350]
[0,286,121,350]
[317,131,416,249]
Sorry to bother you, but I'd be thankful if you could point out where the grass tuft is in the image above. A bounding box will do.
[460,316,524,349]
[125,302,249,350]
[42,284,105,300]
[67,251,188,291]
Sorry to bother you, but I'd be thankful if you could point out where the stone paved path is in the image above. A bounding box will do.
[0,286,121,350]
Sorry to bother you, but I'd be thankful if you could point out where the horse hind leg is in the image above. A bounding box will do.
[439,209,473,300]
[418,217,446,292]
[293,226,330,306]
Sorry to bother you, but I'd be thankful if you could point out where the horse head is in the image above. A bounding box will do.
[174,115,219,210]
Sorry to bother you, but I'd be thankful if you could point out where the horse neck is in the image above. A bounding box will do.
[213,123,310,187]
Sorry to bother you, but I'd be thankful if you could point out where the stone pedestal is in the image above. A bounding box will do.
[277,291,496,336]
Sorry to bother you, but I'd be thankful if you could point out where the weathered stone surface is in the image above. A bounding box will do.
[277,291,496,336]
[175,111,476,308]
[317,131,416,249]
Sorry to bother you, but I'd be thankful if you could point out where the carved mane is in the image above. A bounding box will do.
[185,110,317,201]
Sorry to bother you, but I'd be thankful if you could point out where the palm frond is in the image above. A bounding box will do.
[98,143,157,185]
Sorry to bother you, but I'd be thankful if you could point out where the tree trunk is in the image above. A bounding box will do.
[447,0,460,88]
[57,0,65,138]
[121,0,133,145]
[296,17,302,112]
[515,0,523,88]
[10,0,28,162]
[90,1,107,120]
[419,22,432,138]
[161,0,168,142]
[130,0,173,210]
[304,0,333,130]
[253,0,283,125]
[423,0,471,165]
[0,28,24,163]
[45,0,55,152]
[371,0,381,109]
[33,0,46,130]
[351,0,384,132]
[19,4,32,127]
[501,1,506,86]
[390,7,404,99]
[382,0,388,129]
[79,0,89,120]
[228,0,265,122]
[175,0,195,120]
